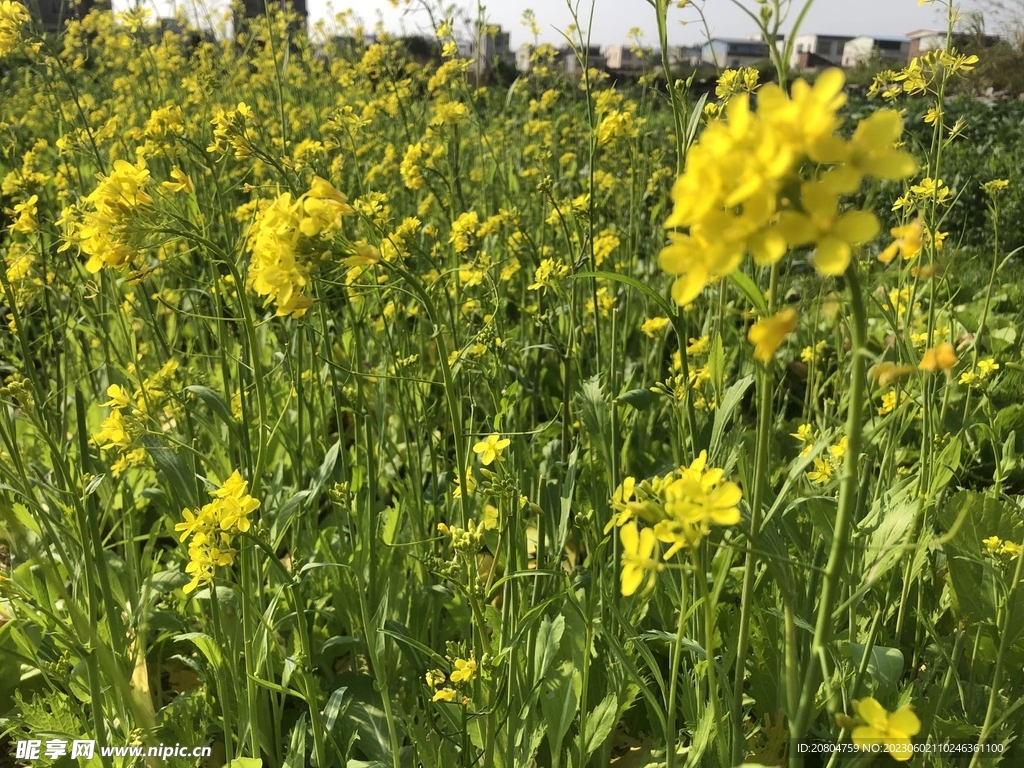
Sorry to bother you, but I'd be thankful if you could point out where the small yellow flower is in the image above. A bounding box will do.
[452,471,476,499]
[877,390,903,415]
[748,308,799,363]
[102,384,132,409]
[982,178,1009,196]
[450,658,477,683]
[978,358,999,377]
[982,535,1003,553]
[432,687,457,702]
[161,167,194,194]
[879,220,922,264]
[640,317,670,337]
[1001,541,1022,558]
[791,424,814,443]
[473,433,510,465]
[851,697,921,762]
[828,436,847,462]
[807,458,833,484]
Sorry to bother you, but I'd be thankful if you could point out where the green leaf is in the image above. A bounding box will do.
[582,692,617,760]
[863,496,920,587]
[843,643,904,693]
[616,388,657,411]
[322,687,349,734]
[174,632,223,671]
[710,375,753,460]
[186,385,236,431]
[573,270,677,321]
[929,436,962,498]
[283,714,307,768]
[540,660,580,768]
[989,325,1017,352]
[937,491,1023,627]
[143,436,199,511]
[727,270,768,315]
[533,614,565,681]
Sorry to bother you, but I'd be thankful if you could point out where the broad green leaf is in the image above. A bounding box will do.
[540,660,580,768]
[174,632,223,671]
[727,270,768,315]
[843,643,904,693]
[323,687,349,734]
[283,715,307,768]
[928,436,962,498]
[582,692,617,760]
[616,388,657,411]
[533,614,565,681]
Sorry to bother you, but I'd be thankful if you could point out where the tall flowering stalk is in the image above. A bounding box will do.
[656,64,916,765]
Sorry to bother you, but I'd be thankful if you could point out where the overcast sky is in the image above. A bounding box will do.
[303,0,965,44]
[128,0,985,44]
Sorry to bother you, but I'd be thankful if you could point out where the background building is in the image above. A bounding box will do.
[842,35,910,67]
[700,37,781,68]
[789,33,854,69]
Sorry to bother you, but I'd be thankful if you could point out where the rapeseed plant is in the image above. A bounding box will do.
[1,1,1020,766]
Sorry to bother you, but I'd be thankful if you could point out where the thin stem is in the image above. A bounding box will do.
[665,566,689,768]
[733,264,778,763]
[790,264,869,765]
[970,540,1024,768]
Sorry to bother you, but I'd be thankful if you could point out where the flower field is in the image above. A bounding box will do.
[1,0,1023,765]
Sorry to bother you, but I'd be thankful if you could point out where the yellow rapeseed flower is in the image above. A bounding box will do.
[879,220,923,264]
[473,433,510,465]
[640,317,670,337]
[450,658,477,683]
[619,521,659,596]
[748,308,799,363]
[851,697,920,762]
[918,342,956,372]
[807,458,833,484]
[775,181,880,275]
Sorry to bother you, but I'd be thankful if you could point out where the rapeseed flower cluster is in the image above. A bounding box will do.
[426,655,477,704]
[0,0,33,58]
[78,158,154,273]
[959,358,999,387]
[982,535,1022,561]
[660,69,916,307]
[605,452,742,596]
[246,177,354,317]
[92,362,179,474]
[207,102,258,158]
[175,471,260,594]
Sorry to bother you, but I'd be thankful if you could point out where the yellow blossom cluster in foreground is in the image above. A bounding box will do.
[660,69,917,307]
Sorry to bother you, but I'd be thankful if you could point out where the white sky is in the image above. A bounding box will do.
[125,0,984,45]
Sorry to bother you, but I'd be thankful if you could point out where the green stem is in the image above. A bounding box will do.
[733,264,778,763]
[696,544,718,734]
[970,539,1024,768]
[666,566,689,768]
[790,264,869,765]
